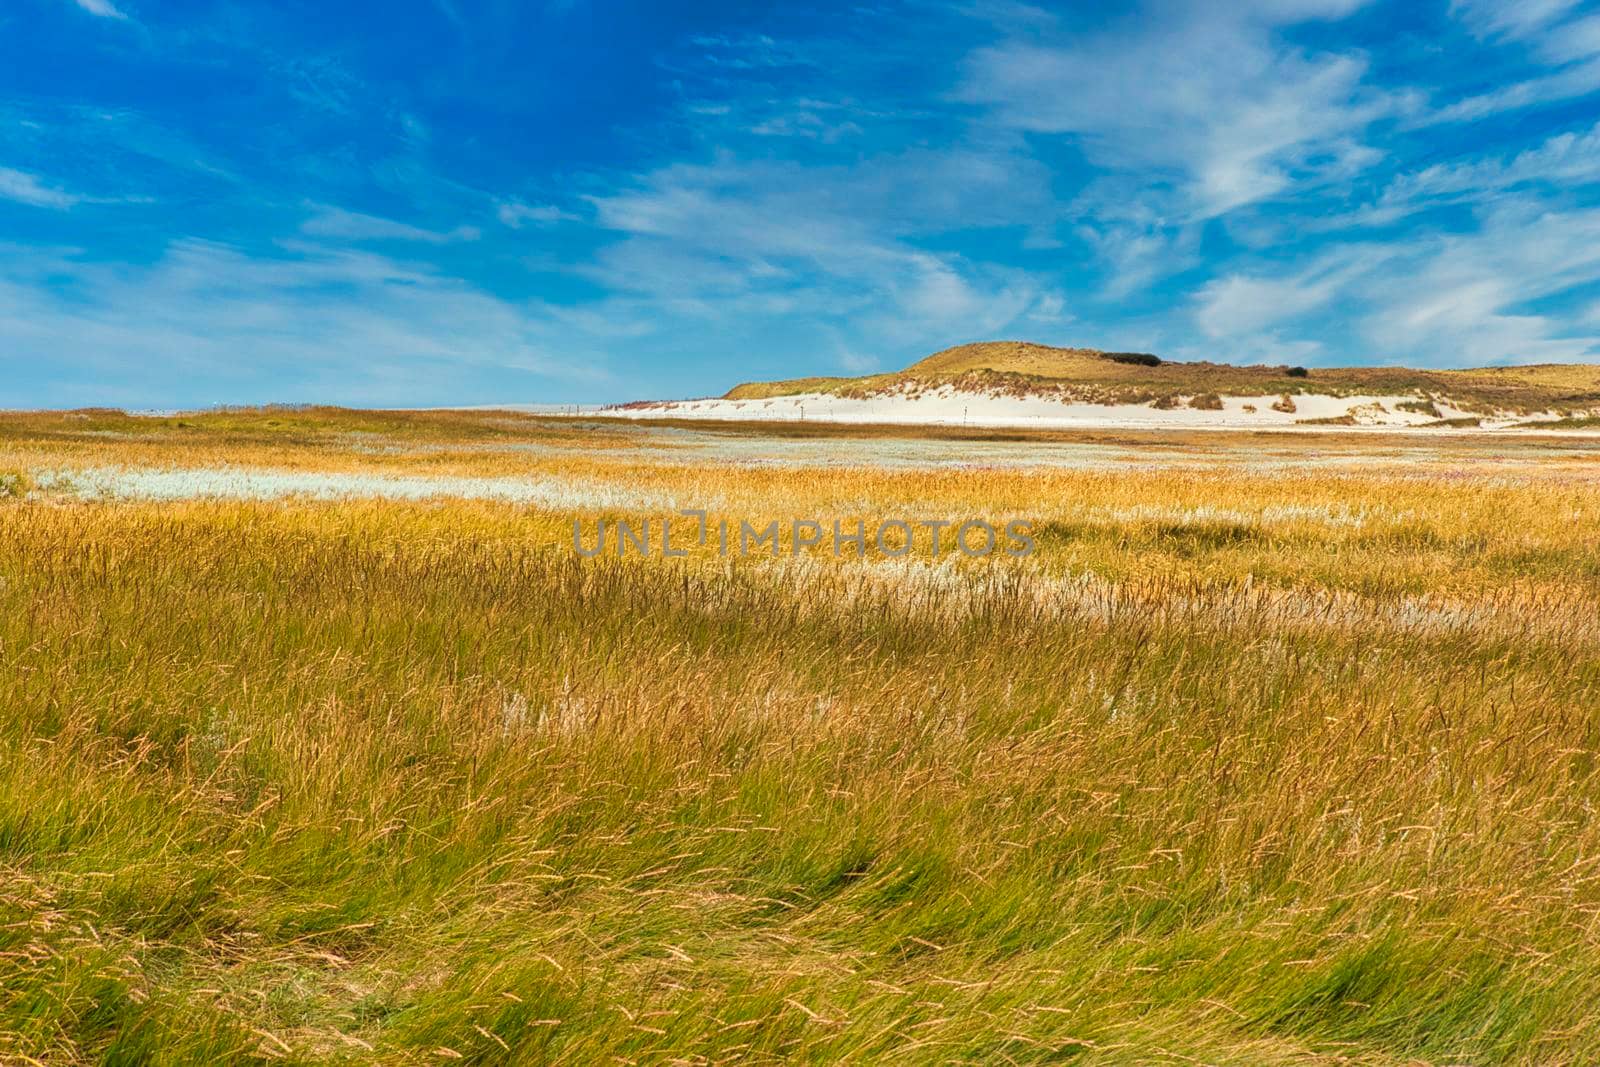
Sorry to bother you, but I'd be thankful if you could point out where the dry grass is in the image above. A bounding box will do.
[3,408,1600,1063]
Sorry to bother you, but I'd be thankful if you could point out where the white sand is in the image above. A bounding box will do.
[592,387,1571,432]
[32,466,712,510]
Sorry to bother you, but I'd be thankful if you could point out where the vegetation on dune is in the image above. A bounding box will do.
[722,340,1600,415]
[2,409,1600,1062]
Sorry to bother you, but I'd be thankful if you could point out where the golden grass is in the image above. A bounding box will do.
[2,408,1600,1063]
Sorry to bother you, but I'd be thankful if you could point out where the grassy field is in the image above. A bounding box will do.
[4,408,1600,1063]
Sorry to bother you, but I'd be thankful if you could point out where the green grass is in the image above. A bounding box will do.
[1521,413,1600,429]
[3,495,1600,1063]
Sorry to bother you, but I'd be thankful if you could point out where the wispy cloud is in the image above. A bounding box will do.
[301,205,481,244]
[1356,204,1600,365]
[1396,122,1600,198]
[71,0,128,19]
[1434,3,1600,120]
[1192,198,1600,366]
[0,239,603,407]
[1448,0,1580,41]
[0,167,80,209]
[583,148,1056,360]
[960,0,1394,219]
[1196,273,1339,342]
[1318,120,1600,228]
[496,200,577,228]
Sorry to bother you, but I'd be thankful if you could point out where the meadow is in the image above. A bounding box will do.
[3,408,1600,1064]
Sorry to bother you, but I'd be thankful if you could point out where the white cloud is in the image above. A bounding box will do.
[300,205,480,244]
[873,255,1040,343]
[835,349,879,373]
[1542,14,1600,64]
[1339,121,1600,226]
[1195,274,1337,339]
[1434,60,1600,122]
[1075,210,1202,298]
[1188,196,1600,366]
[1355,205,1600,365]
[72,0,128,18]
[582,150,1050,348]
[1435,3,1600,121]
[0,239,601,406]
[960,0,1392,219]
[1412,124,1600,193]
[1365,279,1591,366]
[0,167,80,209]
[496,200,577,228]
[1448,0,1580,40]
[1192,242,1385,340]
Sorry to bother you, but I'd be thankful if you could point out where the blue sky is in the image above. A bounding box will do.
[4,0,1600,407]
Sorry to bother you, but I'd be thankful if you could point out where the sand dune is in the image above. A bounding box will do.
[600,385,1567,432]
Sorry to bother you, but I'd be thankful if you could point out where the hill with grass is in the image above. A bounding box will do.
[724,341,1600,417]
